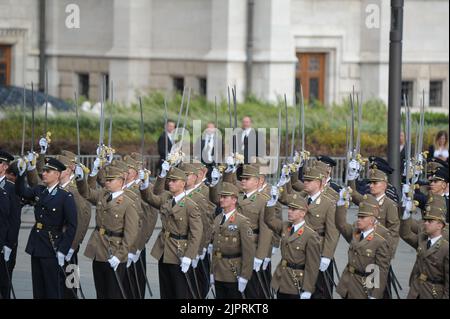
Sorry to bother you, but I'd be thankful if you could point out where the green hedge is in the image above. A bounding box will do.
[1,92,448,156]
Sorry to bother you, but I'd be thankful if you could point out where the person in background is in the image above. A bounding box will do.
[428,130,449,162]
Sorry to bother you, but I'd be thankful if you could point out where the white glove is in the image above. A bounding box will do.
[96,145,104,157]
[180,256,191,273]
[225,156,235,173]
[262,257,271,271]
[300,291,312,299]
[74,165,84,181]
[402,198,414,220]
[267,185,279,207]
[402,184,411,196]
[277,165,290,187]
[192,255,200,269]
[210,274,215,285]
[200,248,207,260]
[138,169,146,181]
[26,151,37,171]
[108,256,120,271]
[271,246,279,256]
[210,167,221,187]
[253,257,263,272]
[17,158,27,176]
[207,244,213,255]
[90,158,101,176]
[337,187,351,207]
[127,253,134,268]
[56,251,65,267]
[65,248,75,262]
[160,161,170,178]
[39,137,48,154]
[106,150,114,164]
[238,277,248,293]
[368,296,376,299]
[319,257,331,272]
[347,159,360,181]
[2,246,12,262]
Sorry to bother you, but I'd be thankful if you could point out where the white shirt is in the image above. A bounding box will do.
[166,131,174,143]
[434,148,449,159]
[194,179,206,190]
[292,220,305,233]
[0,175,5,183]
[185,187,195,196]
[376,194,386,203]
[204,133,215,162]
[241,128,252,151]
[308,191,321,204]
[123,180,135,190]
[111,190,124,200]
[47,183,59,194]
[244,189,258,199]
[173,191,186,204]
[60,175,74,189]
[428,235,442,247]
[223,209,236,223]
[361,228,375,240]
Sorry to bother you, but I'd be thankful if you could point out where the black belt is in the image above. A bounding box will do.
[95,226,124,238]
[34,222,62,233]
[348,265,372,277]
[169,233,188,240]
[281,260,305,270]
[214,252,241,259]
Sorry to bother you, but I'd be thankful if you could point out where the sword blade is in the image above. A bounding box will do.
[107,80,113,148]
[74,91,81,158]
[31,82,35,152]
[44,68,48,136]
[300,84,305,151]
[21,86,26,156]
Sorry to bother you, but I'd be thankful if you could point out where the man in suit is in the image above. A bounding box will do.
[238,117,260,164]
[157,120,176,172]
[196,122,221,166]
[15,157,77,299]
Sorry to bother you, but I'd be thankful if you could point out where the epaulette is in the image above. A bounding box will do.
[305,225,316,233]
[6,179,15,185]
[374,232,386,241]
[260,192,270,200]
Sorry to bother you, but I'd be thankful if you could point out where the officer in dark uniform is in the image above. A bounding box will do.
[0,151,21,299]
[15,157,77,299]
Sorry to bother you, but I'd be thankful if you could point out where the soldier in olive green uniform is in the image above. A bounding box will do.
[335,193,390,299]
[214,164,273,299]
[140,167,203,299]
[210,182,255,299]
[75,165,140,299]
[400,193,449,299]
[265,192,321,299]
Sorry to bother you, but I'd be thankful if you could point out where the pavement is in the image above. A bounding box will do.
[10,205,418,299]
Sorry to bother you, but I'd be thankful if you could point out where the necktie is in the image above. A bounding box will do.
[359,233,364,242]
[106,193,113,202]
[307,197,312,205]
[42,188,49,196]
[171,198,177,207]
[243,194,248,200]
[220,214,226,225]
[427,239,432,249]
[290,226,295,236]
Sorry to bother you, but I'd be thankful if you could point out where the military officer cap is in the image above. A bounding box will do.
[167,167,187,181]
[60,150,77,163]
[123,155,139,171]
[423,196,446,225]
[191,162,206,170]
[0,150,14,163]
[369,156,394,173]
[55,155,72,168]
[368,167,389,182]
[428,167,449,183]
[312,160,329,175]
[427,157,448,169]
[316,155,337,167]
[105,166,125,180]
[111,159,129,174]
[219,182,239,198]
[303,166,325,181]
[357,194,380,218]
[43,157,66,172]
[180,163,198,175]
[286,194,308,211]
[240,164,260,178]
[130,152,144,165]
